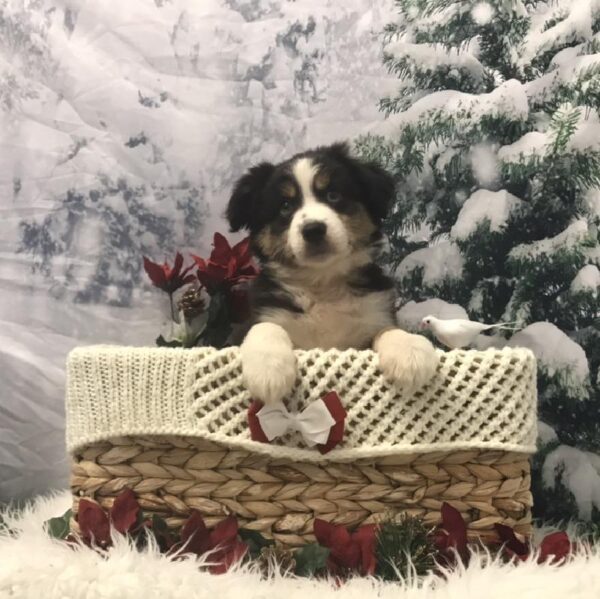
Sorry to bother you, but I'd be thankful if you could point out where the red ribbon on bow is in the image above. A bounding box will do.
[248,391,346,454]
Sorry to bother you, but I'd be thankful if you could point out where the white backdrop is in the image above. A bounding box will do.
[0,0,398,500]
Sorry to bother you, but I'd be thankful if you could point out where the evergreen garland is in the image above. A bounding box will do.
[376,515,436,580]
[41,491,580,580]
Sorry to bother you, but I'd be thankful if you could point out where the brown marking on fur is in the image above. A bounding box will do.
[280,180,297,198]
[256,227,295,264]
[340,204,377,249]
[314,169,330,191]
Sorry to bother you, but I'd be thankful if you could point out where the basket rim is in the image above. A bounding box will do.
[70,428,536,460]
[65,345,538,461]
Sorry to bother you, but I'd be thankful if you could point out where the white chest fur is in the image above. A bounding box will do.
[262,287,394,350]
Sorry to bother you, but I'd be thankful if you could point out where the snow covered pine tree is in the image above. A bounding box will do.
[357,0,600,526]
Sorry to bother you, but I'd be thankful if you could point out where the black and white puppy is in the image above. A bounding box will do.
[227,142,438,404]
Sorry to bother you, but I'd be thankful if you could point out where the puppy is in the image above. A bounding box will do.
[226,142,438,404]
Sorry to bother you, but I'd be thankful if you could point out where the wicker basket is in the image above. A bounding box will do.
[67,345,537,546]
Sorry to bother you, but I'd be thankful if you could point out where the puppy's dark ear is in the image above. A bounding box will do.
[327,141,351,159]
[227,162,275,232]
[328,142,395,221]
[355,160,395,222]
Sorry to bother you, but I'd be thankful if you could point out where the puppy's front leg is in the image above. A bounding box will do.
[240,322,297,404]
[373,328,439,390]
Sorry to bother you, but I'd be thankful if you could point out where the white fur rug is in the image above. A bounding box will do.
[1,492,600,599]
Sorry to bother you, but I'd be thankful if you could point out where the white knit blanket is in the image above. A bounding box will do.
[66,346,538,462]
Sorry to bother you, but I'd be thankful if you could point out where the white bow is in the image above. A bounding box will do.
[255,399,336,447]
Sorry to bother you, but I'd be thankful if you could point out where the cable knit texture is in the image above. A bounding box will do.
[66,345,537,462]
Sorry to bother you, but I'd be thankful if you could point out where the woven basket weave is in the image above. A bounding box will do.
[67,345,537,545]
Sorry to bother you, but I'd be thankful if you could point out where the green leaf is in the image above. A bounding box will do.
[294,543,330,577]
[181,313,208,348]
[45,509,73,540]
[239,528,275,559]
[155,334,183,348]
[150,513,171,539]
[147,513,176,552]
[202,290,232,348]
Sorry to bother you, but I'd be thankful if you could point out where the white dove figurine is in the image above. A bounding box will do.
[420,315,521,349]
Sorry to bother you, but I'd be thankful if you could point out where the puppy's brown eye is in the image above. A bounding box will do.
[281,199,293,214]
[315,170,330,190]
[327,191,341,204]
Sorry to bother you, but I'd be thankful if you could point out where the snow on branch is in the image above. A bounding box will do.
[450,189,524,240]
[498,106,600,163]
[525,53,600,105]
[519,0,598,66]
[509,322,590,396]
[396,241,464,285]
[396,298,468,331]
[417,78,528,120]
[498,131,549,161]
[412,1,470,31]
[373,79,529,135]
[538,420,559,445]
[570,264,600,294]
[542,444,600,520]
[548,105,600,153]
[384,41,487,83]
[509,220,589,261]
[584,188,600,218]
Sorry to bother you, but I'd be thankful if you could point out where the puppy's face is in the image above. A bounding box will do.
[226,143,395,270]
[256,156,378,268]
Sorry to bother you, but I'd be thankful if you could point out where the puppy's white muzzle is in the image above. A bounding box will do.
[288,201,349,265]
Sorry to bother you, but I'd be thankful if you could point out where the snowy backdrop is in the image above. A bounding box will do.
[0,0,398,501]
[1,0,599,528]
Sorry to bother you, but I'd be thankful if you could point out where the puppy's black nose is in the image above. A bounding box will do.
[301,221,327,243]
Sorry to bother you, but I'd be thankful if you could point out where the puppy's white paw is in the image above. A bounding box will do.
[374,329,439,390]
[240,322,297,404]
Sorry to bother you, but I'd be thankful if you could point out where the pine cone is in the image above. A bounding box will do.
[257,546,296,577]
[177,288,206,320]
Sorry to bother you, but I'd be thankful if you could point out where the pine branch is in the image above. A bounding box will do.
[532,62,600,112]
[384,55,489,94]
[376,515,436,580]
[419,0,464,19]
[547,105,582,154]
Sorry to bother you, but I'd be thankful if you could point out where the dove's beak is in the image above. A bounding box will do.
[419,321,425,330]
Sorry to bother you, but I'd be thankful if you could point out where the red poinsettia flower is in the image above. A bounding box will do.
[78,500,111,547]
[494,525,573,565]
[77,488,141,547]
[173,511,247,574]
[495,523,529,561]
[313,519,377,576]
[192,233,259,294]
[538,531,573,564]
[433,502,469,565]
[143,252,196,294]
